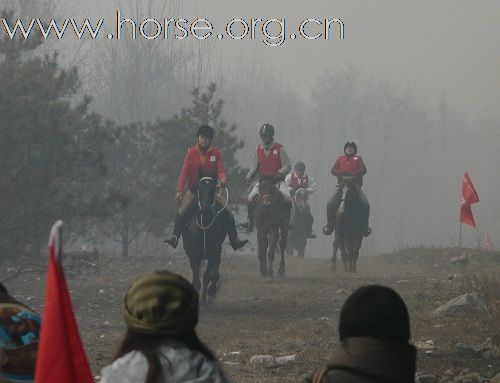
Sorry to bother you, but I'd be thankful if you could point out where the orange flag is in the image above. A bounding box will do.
[460,172,479,227]
[34,221,93,383]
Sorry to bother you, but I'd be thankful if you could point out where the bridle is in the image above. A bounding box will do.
[196,177,228,230]
[195,176,229,260]
[259,179,279,206]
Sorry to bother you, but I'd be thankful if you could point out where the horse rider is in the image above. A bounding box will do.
[285,161,317,239]
[323,141,371,237]
[164,125,248,250]
[239,123,293,231]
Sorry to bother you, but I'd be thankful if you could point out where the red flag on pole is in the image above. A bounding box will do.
[460,205,476,227]
[460,172,479,227]
[34,221,93,383]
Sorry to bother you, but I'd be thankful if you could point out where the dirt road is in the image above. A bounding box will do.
[2,247,499,382]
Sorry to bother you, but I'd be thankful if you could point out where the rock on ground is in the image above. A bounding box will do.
[431,292,487,318]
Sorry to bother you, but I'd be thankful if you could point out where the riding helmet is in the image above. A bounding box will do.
[344,141,358,154]
[197,125,214,139]
[294,161,306,171]
[259,123,275,137]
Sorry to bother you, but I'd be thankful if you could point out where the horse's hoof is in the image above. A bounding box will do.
[266,276,274,283]
[330,262,336,272]
[278,269,285,277]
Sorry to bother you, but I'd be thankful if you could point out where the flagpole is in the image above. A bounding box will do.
[458,222,462,248]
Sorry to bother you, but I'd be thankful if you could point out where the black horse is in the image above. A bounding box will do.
[182,177,227,306]
[330,177,365,272]
[287,188,312,257]
[254,175,288,282]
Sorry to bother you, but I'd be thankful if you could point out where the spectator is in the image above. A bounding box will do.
[100,271,235,383]
[0,282,40,383]
[309,285,416,383]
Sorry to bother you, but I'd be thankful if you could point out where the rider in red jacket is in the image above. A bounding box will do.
[164,125,248,250]
[323,141,371,237]
[239,123,293,231]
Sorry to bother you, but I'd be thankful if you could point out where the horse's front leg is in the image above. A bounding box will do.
[331,237,339,272]
[257,228,268,277]
[339,238,348,272]
[278,227,287,276]
[201,252,215,307]
[188,251,202,293]
[207,245,222,297]
[267,228,278,282]
[351,236,363,273]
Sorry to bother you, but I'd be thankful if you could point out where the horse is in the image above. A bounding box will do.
[254,175,288,281]
[181,177,227,307]
[330,176,365,272]
[286,187,311,257]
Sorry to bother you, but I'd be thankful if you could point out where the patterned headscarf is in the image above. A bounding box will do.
[123,271,198,335]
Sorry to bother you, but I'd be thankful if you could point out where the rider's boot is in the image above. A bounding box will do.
[221,209,249,250]
[239,201,255,232]
[164,213,186,249]
[322,214,336,236]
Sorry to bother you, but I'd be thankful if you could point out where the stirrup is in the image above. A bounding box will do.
[163,235,179,249]
[239,221,254,232]
[322,224,334,236]
[363,227,372,237]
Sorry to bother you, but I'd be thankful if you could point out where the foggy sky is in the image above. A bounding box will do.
[64,0,500,121]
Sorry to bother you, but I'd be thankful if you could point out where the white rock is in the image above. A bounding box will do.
[275,355,298,365]
[250,355,275,366]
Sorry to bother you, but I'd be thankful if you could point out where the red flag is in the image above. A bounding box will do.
[461,172,479,207]
[460,205,476,227]
[34,221,93,383]
[460,172,479,227]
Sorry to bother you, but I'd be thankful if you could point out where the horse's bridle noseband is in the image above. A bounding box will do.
[259,179,280,205]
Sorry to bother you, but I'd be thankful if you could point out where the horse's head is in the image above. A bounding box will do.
[258,175,279,208]
[337,176,361,217]
[294,188,309,210]
[197,177,217,212]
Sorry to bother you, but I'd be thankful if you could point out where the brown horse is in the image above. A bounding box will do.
[254,175,288,281]
[330,177,365,272]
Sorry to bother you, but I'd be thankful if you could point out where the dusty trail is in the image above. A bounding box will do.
[2,247,499,382]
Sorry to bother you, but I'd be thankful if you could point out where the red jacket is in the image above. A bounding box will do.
[256,143,283,177]
[290,173,309,191]
[331,155,367,186]
[176,144,226,193]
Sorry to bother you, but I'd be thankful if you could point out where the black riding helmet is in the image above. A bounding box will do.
[259,123,275,137]
[294,161,306,171]
[344,141,357,155]
[197,125,214,139]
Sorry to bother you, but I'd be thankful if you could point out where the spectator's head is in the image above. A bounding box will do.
[0,283,7,294]
[116,271,213,383]
[123,270,199,336]
[339,285,410,343]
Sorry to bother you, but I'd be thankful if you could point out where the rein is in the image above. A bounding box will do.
[196,186,228,230]
[194,177,229,260]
